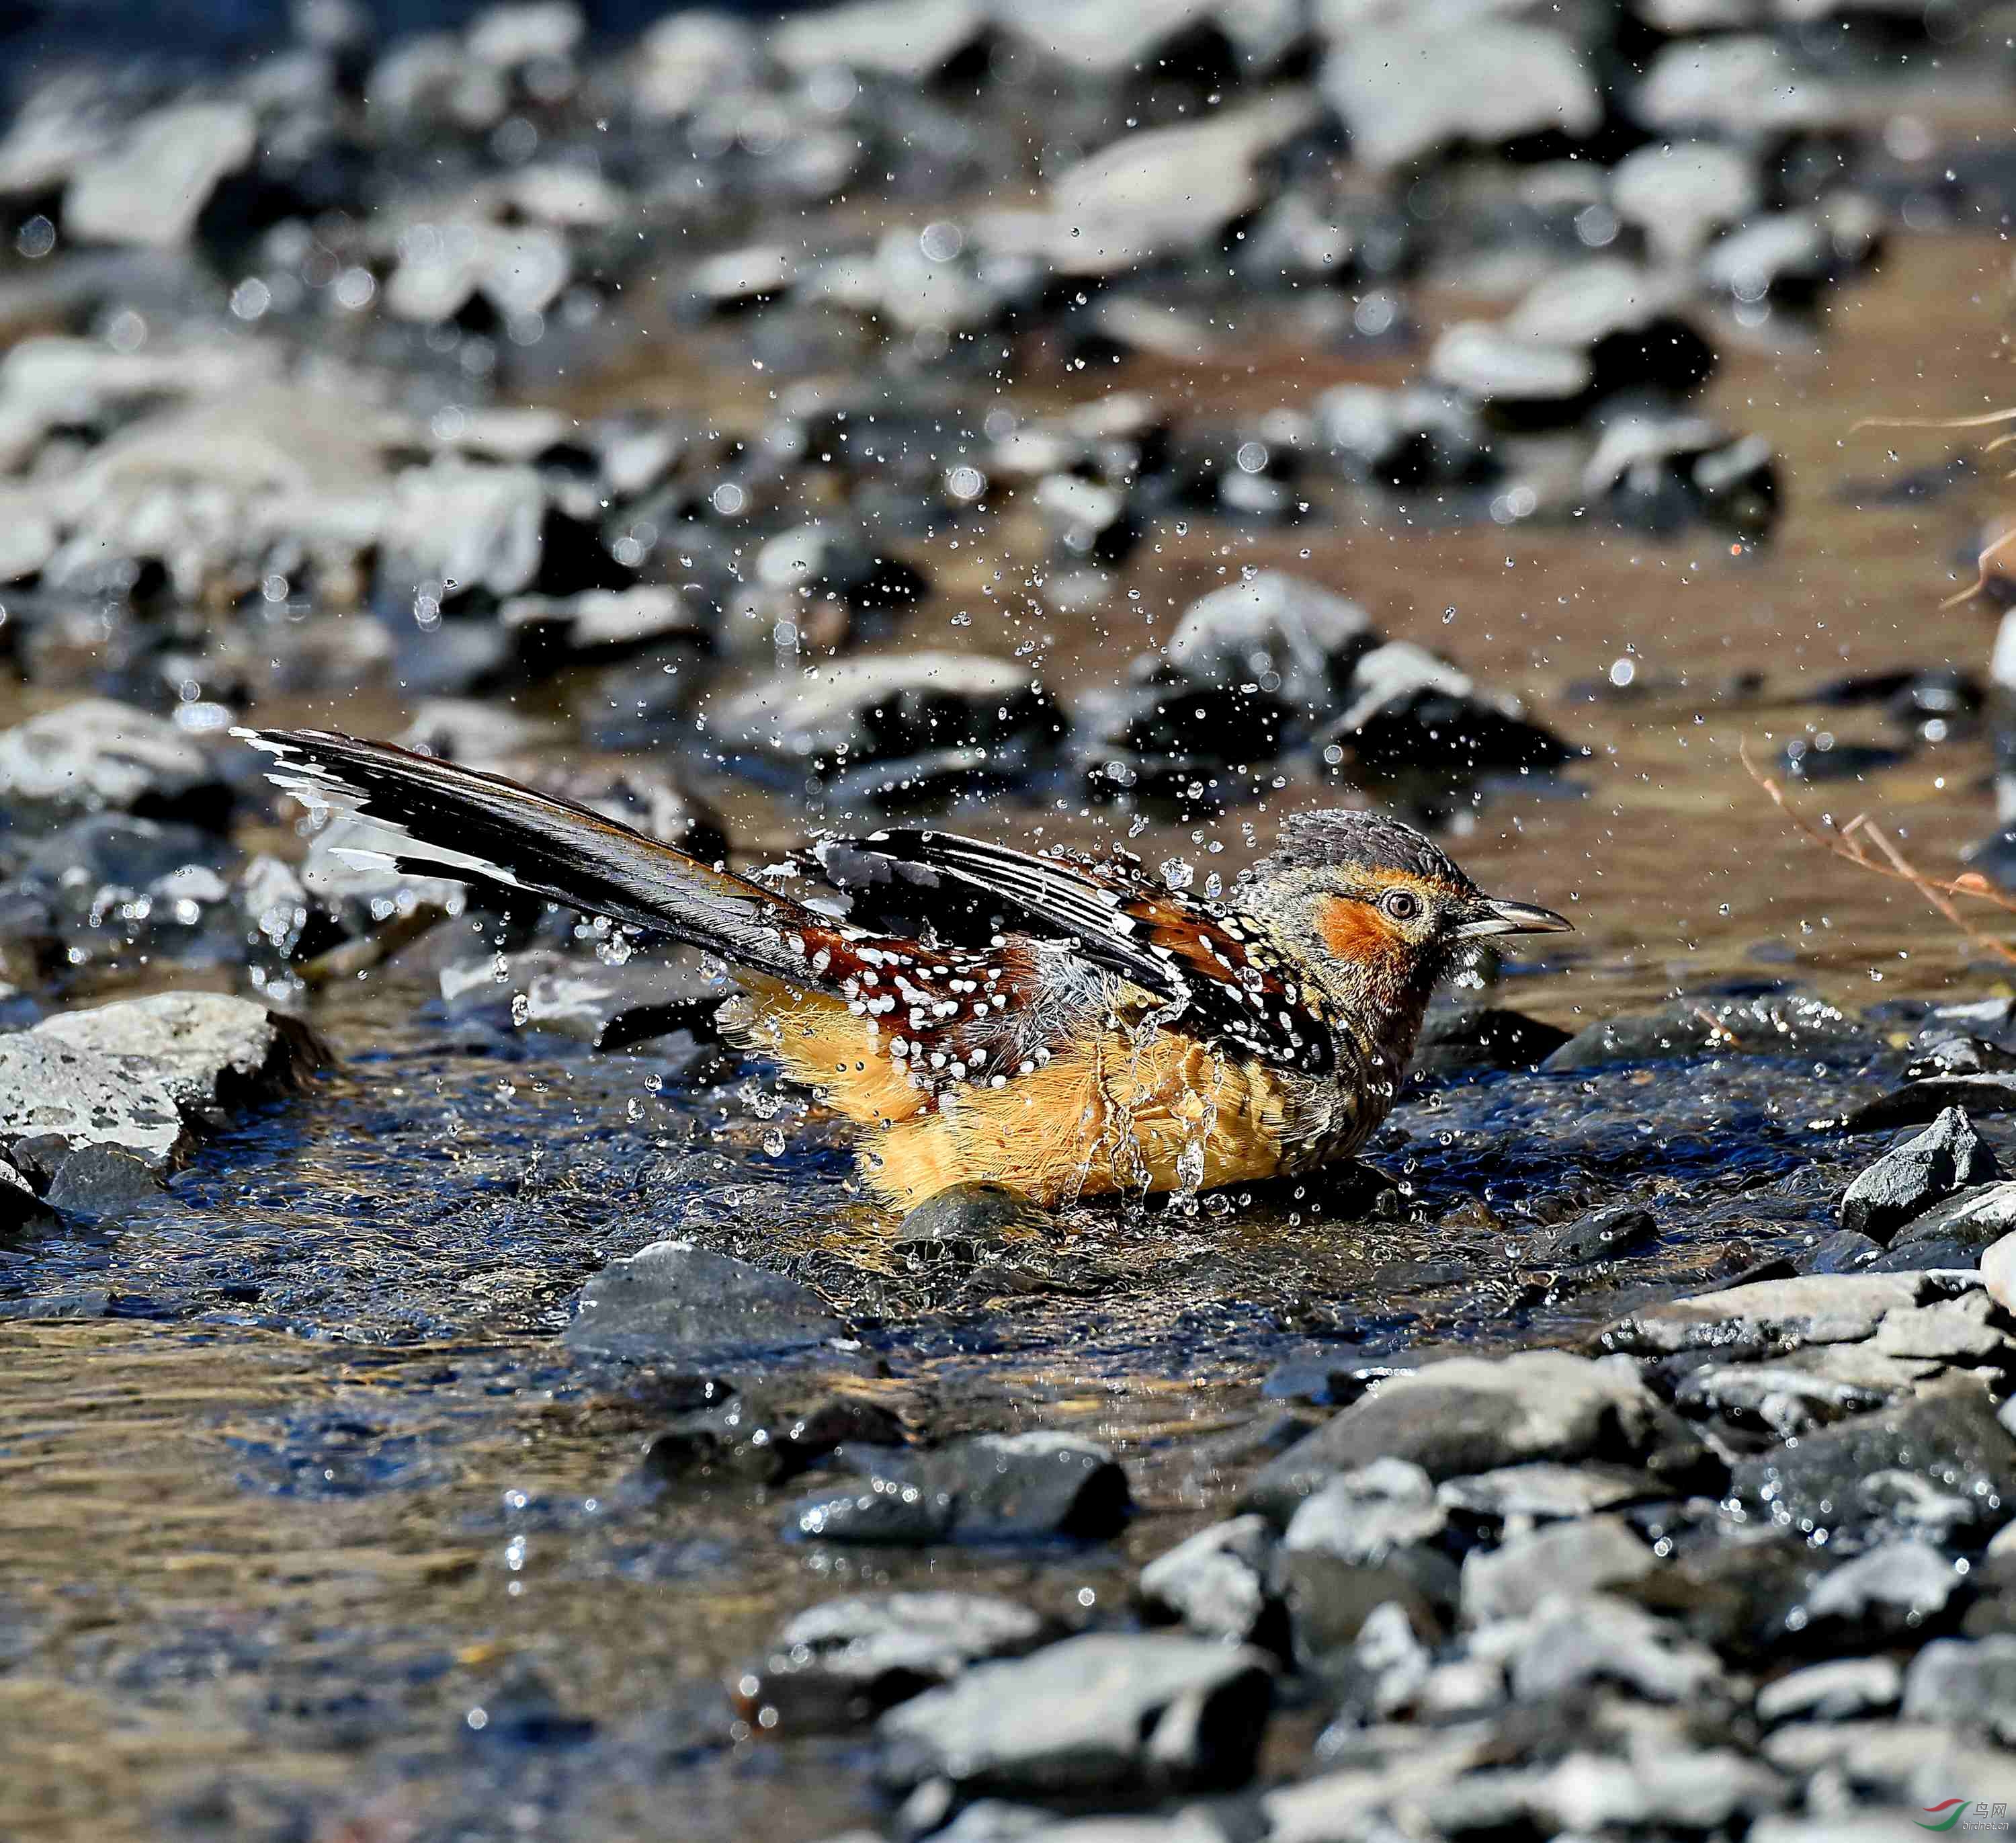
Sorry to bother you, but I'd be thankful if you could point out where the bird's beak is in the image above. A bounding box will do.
[1454,896,1574,939]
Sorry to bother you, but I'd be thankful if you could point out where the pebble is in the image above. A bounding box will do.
[736,1590,1048,1731]
[1245,1349,1663,1524]
[561,1241,847,1366]
[876,1633,1274,1797]
[1902,1635,2016,1743]
[792,1432,1131,1546]
[1543,991,1867,1071]
[1138,1515,1277,1645]
[1843,1108,1999,1239]
[1755,1656,1903,1725]
[1460,1515,1655,1626]
[0,698,226,825]
[1523,1201,1656,1266]
[1599,1270,1944,1358]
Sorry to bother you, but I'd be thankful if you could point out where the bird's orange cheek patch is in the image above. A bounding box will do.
[1315,896,1400,965]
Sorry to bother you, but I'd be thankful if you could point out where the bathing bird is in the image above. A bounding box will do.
[241,729,1570,1212]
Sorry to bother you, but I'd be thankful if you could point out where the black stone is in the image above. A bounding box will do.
[1524,1202,1657,1267]
[562,1242,847,1366]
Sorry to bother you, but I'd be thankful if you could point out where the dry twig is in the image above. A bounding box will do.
[1739,740,2016,965]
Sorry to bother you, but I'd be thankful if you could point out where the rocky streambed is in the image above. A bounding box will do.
[8,0,2016,1838]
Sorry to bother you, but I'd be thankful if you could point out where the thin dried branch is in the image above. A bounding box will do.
[1739,740,2016,964]
[1851,407,2016,433]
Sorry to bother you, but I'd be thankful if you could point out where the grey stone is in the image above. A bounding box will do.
[769,0,986,78]
[501,587,705,658]
[1795,1229,1882,1274]
[0,1034,186,1171]
[1755,1656,1902,1724]
[34,994,331,1126]
[65,102,255,248]
[1807,1541,1959,1627]
[1503,1592,1722,1703]
[1461,1516,1655,1626]
[1729,1379,2016,1541]
[38,1143,164,1214]
[1611,140,1763,263]
[1347,1600,1431,1719]
[876,1633,1273,1797]
[1428,323,1591,407]
[794,1432,1131,1546]
[1245,1351,1663,1522]
[0,698,222,822]
[1435,1462,1654,1522]
[742,1591,1048,1730]
[1841,1108,1998,1239]
[1900,1182,2016,1253]
[1282,1459,1445,1563]
[383,460,546,599]
[1874,1289,2012,1362]
[1138,1516,1276,1645]
[1047,94,1319,277]
[1903,1635,2016,1742]
[1524,1202,1656,1267]
[896,1183,1054,1260]
[1985,1230,2016,1313]
[562,1241,845,1364]
[1634,35,1849,138]
[1544,993,1867,1071]
[1322,22,1599,171]
[713,653,1052,780]
[1599,1271,1943,1358]
[1669,1342,1942,1438]
[1164,573,1374,711]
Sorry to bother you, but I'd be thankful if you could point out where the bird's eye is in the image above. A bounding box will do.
[1381,889,1422,922]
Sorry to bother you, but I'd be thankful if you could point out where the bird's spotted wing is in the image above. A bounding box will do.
[825,829,1335,1073]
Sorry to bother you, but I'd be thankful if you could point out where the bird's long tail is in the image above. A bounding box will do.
[237,728,821,984]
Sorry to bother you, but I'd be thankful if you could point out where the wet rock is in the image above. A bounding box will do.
[896,1183,1054,1264]
[640,1388,905,1489]
[1427,323,1592,419]
[735,1591,1047,1733]
[1282,1458,1447,1565]
[1543,991,1867,1070]
[1892,1182,2016,1253]
[1669,1346,1939,1438]
[1462,1515,1655,1626]
[1321,641,1572,785]
[1755,1656,1902,1724]
[383,460,546,600]
[501,587,708,665]
[1874,1288,2012,1364]
[876,1632,1273,1797]
[34,993,331,1128]
[1436,1461,1656,1522]
[0,698,228,826]
[1163,573,1375,712]
[1138,1516,1278,1646]
[0,1034,187,1172]
[1315,383,1495,490]
[1320,22,1600,171]
[1412,1006,1571,1076]
[1244,1350,1664,1524]
[1634,36,1849,139]
[1806,1539,1960,1629]
[1902,1635,2016,1742]
[712,654,1057,789]
[0,1154,54,1231]
[1704,204,1880,309]
[1781,735,1912,783]
[562,1241,847,1366]
[1984,1231,2016,1313]
[1503,1592,1723,1703]
[1866,1237,1984,1274]
[1846,1073,2016,1132]
[1841,1106,1998,1239]
[754,523,929,616]
[1046,93,1318,277]
[1728,1379,2016,1542]
[793,1432,1130,1546]
[1524,1202,1656,1267]
[65,102,256,248]
[1599,1270,1952,1357]
[36,1142,163,1215]
[1612,140,1763,263]
[1583,415,1777,537]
